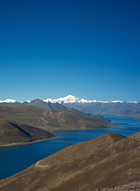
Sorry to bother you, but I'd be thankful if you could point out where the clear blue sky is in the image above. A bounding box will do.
[0,0,140,102]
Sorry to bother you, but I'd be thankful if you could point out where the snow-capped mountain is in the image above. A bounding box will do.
[0,95,138,104]
[43,95,94,104]
[0,96,139,119]
[0,99,16,103]
[43,95,138,104]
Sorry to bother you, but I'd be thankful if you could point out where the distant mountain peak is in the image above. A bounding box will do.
[0,99,16,103]
[43,95,94,104]
[31,98,42,102]
[43,95,138,104]
[0,96,138,104]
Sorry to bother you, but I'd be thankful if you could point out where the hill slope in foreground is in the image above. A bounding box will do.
[0,118,54,146]
[0,105,117,131]
[0,132,140,191]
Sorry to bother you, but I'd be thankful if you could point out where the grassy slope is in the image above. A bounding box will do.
[0,105,119,131]
[0,133,140,191]
[0,118,54,146]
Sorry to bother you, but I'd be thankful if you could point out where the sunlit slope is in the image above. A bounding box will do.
[0,105,119,131]
[0,132,140,190]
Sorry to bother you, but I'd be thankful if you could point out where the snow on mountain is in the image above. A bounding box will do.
[0,96,138,104]
[43,95,138,104]
[43,95,93,104]
[20,100,31,103]
[0,99,16,103]
[127,101,138,103]
[26,100,31,103]
[106,100,124,103]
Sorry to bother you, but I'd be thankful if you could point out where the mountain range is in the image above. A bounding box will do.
[44,94,138,104]
[44,95,140,119]
[0,132,140,191]
[0,95,138,104]
[1,95,140,119]
[0,98,67,111]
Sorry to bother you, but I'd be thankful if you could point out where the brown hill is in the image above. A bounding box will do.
[0,118,55,146]
[0,132,140,191]
[0,105,118,131]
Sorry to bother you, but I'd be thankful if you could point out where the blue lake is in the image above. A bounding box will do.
[0,115,140,180]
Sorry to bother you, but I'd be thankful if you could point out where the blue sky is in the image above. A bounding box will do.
[0,0,140,102]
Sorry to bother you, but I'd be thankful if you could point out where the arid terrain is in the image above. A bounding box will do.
[0,105,118,132]
[0,118,55,147]
[0,132,140,191]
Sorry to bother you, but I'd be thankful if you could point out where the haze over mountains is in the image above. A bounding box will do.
[0,132,140,191]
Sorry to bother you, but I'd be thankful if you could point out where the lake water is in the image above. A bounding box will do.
[0,115,140,180]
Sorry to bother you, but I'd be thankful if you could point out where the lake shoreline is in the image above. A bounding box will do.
[0,136,59,148]
[0,115,140,180]
[0,124,124,148]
